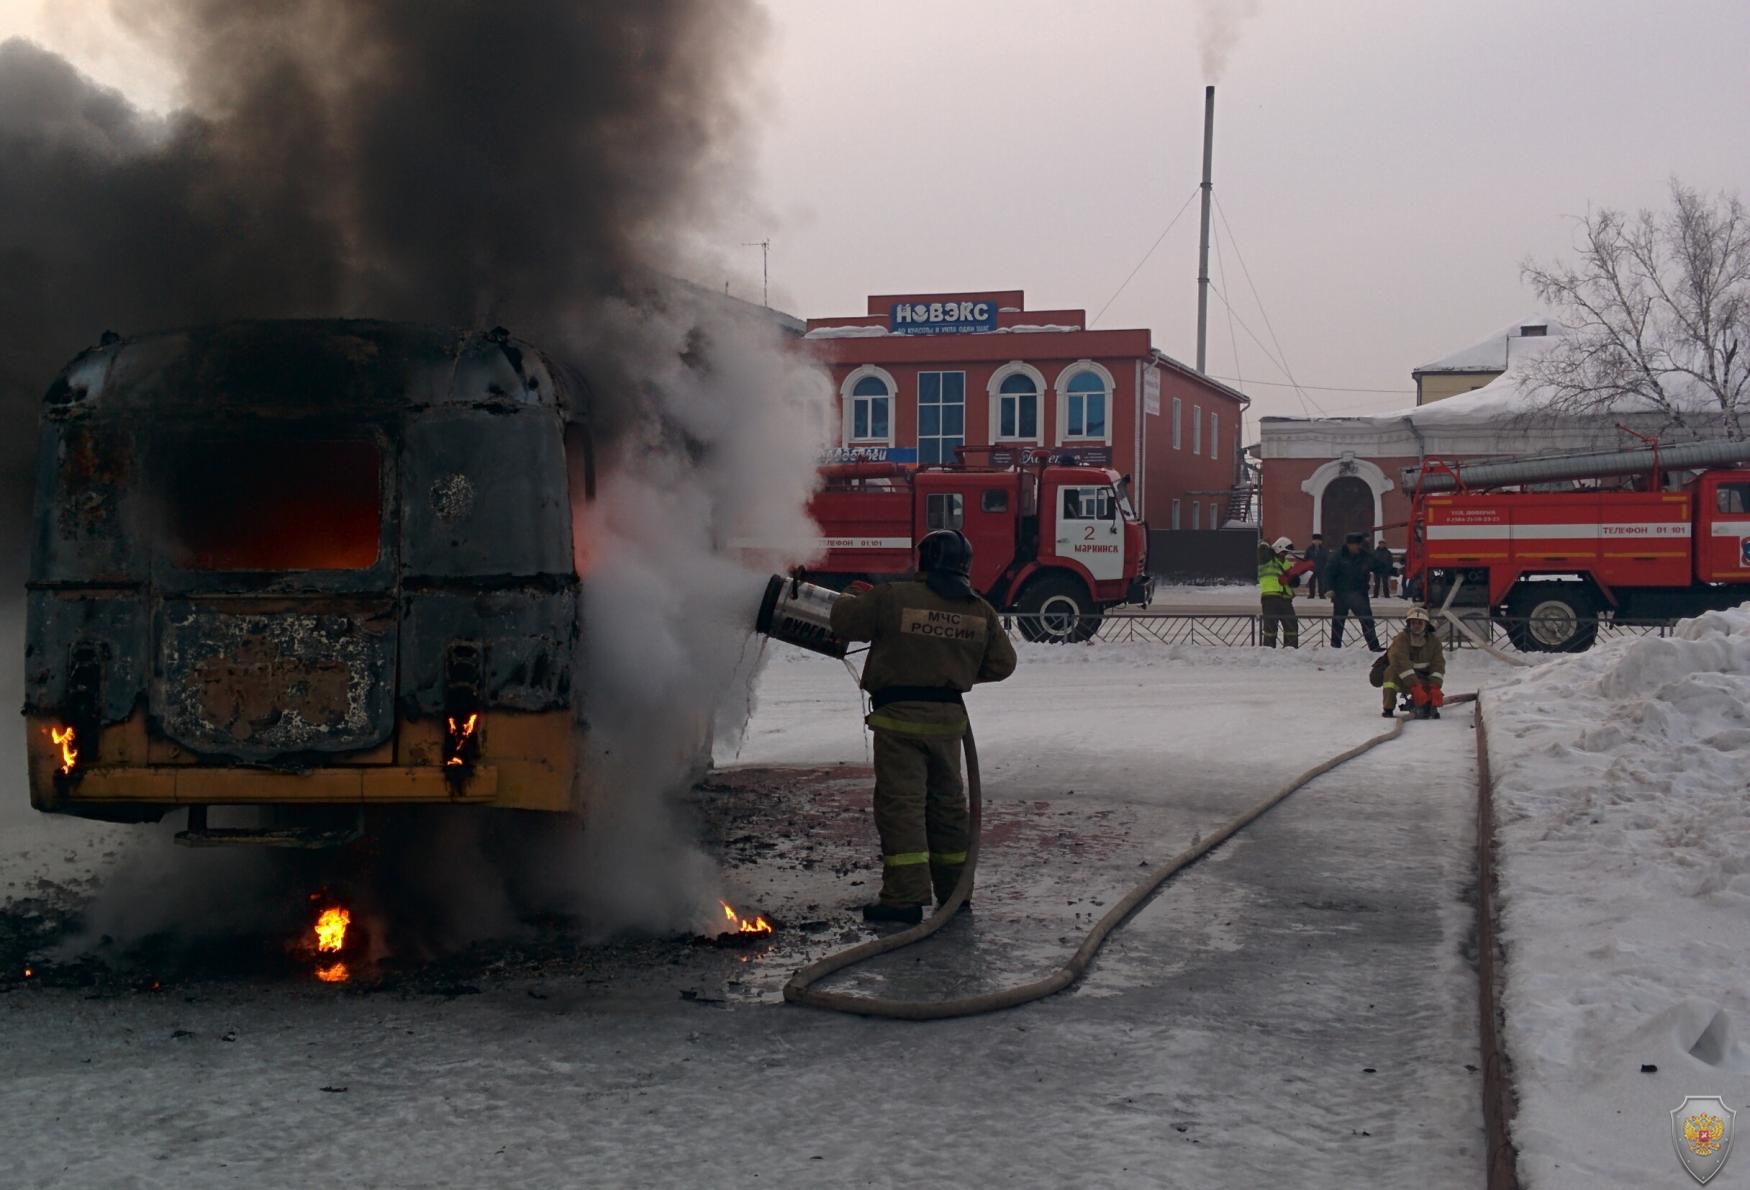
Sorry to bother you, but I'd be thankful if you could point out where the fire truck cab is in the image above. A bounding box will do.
[806,454,1152,642]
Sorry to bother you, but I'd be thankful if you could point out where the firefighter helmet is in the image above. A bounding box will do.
[1405,606,1431,626]
[918,529,975,598]
[1271,536,1295,552]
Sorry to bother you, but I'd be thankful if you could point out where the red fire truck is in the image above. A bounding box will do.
[1402,441,1750,651]
[801,451,1153,642]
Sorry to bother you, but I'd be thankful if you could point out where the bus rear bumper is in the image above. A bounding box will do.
[26,709,578,817]
[51,763,500,805]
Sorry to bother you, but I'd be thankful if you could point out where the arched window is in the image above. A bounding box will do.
[849,374,891,442]
[1063,369,1108,441]
[997,372,1039,441]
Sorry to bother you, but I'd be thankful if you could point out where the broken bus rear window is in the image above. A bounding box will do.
[161,434,382,571]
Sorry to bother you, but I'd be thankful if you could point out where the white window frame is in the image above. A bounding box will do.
[1172,397,1182,450]
[1192,406,1202,456]
[987,360,1045,445]
[840,364,896,446]
[1171,498,1181,530]
[1191,501,1201,530]
[917,369,966,465]
[1053,359,1116,446]
[1210,411,1219,461]
[1210,500,1221,529]
[926,491,964,530]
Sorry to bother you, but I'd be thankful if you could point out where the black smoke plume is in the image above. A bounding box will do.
[0,0,768,558]
[0,3,836,949]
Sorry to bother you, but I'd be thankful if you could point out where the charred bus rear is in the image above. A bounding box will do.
[24,320,591,836]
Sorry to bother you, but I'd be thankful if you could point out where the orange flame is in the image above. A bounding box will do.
[314,906,351,953]
[719,900,773,936]
[315,962,350,984]
[445,713,479,767]
[49,726,77,775]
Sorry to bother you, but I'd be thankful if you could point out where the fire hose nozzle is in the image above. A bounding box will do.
[755,574,849,659]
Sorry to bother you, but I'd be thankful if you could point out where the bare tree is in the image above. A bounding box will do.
[1522,181,1749,439]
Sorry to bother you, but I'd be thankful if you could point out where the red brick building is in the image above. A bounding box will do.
[804,290,1250,530]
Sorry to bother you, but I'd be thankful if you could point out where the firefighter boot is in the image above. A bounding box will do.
[931,862,971,911]
[862,902,924,925]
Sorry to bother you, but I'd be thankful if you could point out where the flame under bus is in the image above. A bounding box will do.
[25,320,593,839]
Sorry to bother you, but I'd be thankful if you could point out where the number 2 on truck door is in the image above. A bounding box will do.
[1057,486,1123,581]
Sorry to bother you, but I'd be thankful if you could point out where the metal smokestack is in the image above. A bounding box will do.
[1196,85,1215,375]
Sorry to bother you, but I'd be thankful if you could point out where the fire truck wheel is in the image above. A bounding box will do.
[1506,585,1599,653]
[1017,575,1100,644]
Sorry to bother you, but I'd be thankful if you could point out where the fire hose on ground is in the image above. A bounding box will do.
[782,701,1480,1021]
[756,574,1482,1020]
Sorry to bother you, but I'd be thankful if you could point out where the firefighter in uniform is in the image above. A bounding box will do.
[1378,605,1446,718]
[829,530,1019,924]
[1257,536,1307,648]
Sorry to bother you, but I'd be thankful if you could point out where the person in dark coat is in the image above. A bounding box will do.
[1373,543,1395,598]
[1322,532,1384,650]
[1303,534,1330,599]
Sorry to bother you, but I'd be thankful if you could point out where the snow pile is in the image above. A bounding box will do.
[1483,605,1750,1187]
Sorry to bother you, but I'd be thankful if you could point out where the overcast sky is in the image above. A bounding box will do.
[7,0,1749,433]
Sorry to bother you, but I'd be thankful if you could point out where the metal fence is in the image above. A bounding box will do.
[1000,611,1674,652]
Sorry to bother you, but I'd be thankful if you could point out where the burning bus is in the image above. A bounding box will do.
[24,320,593,843]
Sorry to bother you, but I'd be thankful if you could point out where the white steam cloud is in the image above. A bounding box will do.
[554,288,835,936]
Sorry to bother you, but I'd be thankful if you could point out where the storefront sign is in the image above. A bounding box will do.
[1143,367,1161,416]
[989,446,1112,467]
[821,446,919,464]
[888,300,998,336]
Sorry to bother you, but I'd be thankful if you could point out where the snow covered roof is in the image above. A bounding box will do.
[1412,316,1560,375]
[1267,329,1724,434]
[802,324,892,340]
[1396,336,1732,427]
[802,322,1083,340]
[1260,325,1734,451]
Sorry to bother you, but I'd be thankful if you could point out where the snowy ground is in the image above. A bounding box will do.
[1482,606,1750,1189]
[1,643,1498,1188]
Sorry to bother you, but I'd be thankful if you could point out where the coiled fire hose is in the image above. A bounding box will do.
[783,692,1480,1020]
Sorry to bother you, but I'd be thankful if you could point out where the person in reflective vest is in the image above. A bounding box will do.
[1377,605,1446,718]
[829,530,1018,925]
[1257,536,1310,648]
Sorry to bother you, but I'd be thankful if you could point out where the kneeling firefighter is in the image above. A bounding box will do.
[1370,605,1446,718]
[829,530,1019,924]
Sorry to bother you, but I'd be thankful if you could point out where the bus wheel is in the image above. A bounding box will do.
[1506,585,1599,653]
[1018,575,1100,644]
